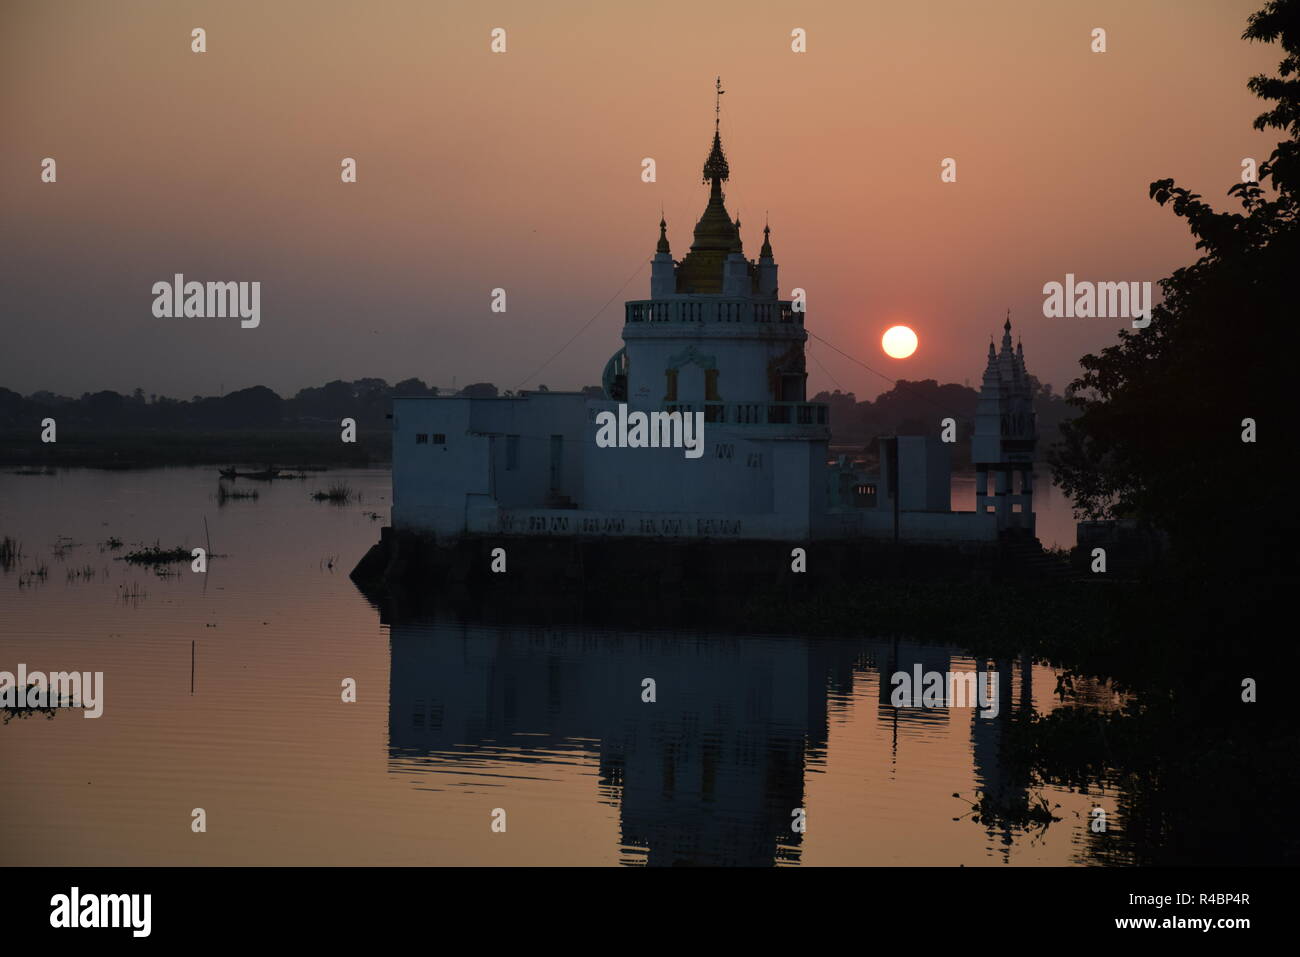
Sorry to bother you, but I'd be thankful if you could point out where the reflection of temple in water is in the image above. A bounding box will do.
[388,620,841,865]
[874,641,1035,858]
[386,620,1037,866]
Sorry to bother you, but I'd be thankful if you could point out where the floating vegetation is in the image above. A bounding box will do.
[363,511,382,522]
[1,688,73,724]
[118,581,147,604]
[953,789,1061,830]
[311,482,357,504]
[216,484,260,505]
[121,544,191,566]
[99,536,124,552]
[17,562,49,587]
[65,564,96,582]
[0,537,21,571]
[9,467,55,476]
[51,536,82,559]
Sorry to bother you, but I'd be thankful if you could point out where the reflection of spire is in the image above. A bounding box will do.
[384,618,850,867]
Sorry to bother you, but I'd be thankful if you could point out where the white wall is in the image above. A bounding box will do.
[623,323,806,406]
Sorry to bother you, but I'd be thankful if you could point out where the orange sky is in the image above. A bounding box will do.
[0,0,1282,400]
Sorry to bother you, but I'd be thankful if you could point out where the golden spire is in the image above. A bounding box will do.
[676,78,747,293]
[702,76,729,184]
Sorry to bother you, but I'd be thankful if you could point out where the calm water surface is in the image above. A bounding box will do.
[0,467,1117,866]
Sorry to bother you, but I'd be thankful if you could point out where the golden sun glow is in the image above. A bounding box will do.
[882,325,918,359]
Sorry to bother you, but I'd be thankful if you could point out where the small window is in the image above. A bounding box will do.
[432,434,446,444]
[415,433,428,444]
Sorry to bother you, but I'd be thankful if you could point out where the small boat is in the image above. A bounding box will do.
[219,467,281,480]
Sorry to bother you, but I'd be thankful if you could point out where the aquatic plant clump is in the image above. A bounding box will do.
[311,483,356,504]
[121,545,192,566]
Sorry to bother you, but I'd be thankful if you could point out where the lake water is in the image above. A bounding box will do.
[0,467,1118,866]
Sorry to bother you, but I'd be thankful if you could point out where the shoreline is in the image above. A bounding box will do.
[0,429,391,469]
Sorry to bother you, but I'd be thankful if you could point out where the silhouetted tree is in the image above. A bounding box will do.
[393,377,436,397]
[1051,0,1300,573]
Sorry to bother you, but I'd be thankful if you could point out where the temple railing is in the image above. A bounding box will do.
[661,401,828,428]
[625,299,802,325]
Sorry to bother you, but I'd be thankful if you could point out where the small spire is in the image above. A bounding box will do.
[656,215,671,255]
[760,220,773,259]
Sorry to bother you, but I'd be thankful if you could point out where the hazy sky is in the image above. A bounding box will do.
[0,0,1282,401]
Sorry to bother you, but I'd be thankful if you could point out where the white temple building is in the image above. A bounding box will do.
[391,102,1037,545]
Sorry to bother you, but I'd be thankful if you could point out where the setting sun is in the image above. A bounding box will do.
[882,325,918,359]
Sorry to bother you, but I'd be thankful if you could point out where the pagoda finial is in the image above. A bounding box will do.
[703,78,730,184]
[760,218,773,259]
[656,214,671,255]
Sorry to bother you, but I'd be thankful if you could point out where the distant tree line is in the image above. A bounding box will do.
[0,378,458,431]
[0,376,1070,462]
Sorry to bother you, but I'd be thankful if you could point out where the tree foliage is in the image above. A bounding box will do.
[1050,0,1300,571]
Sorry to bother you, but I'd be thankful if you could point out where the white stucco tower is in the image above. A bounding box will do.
[972,315,1037,533]
[604,82,813,422]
